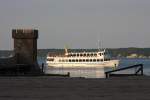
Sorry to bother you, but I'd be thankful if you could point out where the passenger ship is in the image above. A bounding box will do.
[46,48,119,68]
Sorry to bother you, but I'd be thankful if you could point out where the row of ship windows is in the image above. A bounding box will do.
[58,59,110,62]
[68,53,104,57]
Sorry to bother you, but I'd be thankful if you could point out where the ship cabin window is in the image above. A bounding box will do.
[80,54,83,57]
[72,59,75,62]
[99,53,101,56]
[101,59,103,61]
[86,59,89,62]
[69,59,71,62]
[83,59,85,62]
[47,58,54,61]
[87,54,90,56]
[104,59,110,61]
[83,54,86,56]
[90,59,92,62]
[76,59,78,62]
[94,54,97,56]
[77,54,79,57]
[97,59,100,62]
[101,53,104,55]
[90,54,93,56]
[93,59,96,62]
[79,59,82,62]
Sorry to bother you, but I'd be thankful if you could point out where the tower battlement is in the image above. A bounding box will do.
[12,29,38,39]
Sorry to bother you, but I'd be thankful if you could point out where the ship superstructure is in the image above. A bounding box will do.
[46,49,119,68]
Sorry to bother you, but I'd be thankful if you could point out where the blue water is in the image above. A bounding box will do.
[38,57,150,78]
[118,58,150,75]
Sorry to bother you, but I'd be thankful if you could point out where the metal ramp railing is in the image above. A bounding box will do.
[105,64,143,78]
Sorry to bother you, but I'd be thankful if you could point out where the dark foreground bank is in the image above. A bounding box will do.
[0,76,150,100]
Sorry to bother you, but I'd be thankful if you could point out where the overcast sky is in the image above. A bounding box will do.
[0,0,150,50]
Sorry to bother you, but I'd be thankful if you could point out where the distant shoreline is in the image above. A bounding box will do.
[0,48,150,58]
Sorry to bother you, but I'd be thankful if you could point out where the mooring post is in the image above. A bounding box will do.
[141,64,143,75]
[42,63,44,73]
[105,72,109,78]
[67,72,70,77]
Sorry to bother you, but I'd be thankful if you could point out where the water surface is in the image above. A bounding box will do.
[38,57,150,78]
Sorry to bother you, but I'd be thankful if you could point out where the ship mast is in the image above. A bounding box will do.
[64,46,68,56]
[98,40,101,51]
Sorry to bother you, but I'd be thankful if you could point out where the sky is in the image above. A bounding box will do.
[0,0,150,50]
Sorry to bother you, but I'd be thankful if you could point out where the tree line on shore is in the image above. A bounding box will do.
[37,48,150,58]
[0,48,150,58]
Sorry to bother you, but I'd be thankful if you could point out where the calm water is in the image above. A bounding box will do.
[38,57,150,78]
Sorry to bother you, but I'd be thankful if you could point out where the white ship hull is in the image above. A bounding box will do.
[47,60,119,68]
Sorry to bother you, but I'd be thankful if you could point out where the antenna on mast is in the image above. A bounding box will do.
[98,40,101,51]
